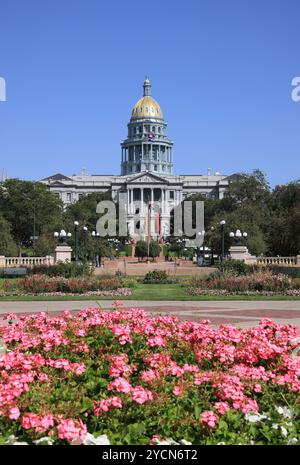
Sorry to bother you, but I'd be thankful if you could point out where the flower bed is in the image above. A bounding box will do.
[187,272,299,296]
[1,275,131,297]
[0,305,299,445]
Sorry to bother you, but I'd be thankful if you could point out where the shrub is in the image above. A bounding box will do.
[143,270,169,283]
[2,275,124,295]
[188,271,293,295]
[149,241,161,259]
[121,277,138,288]
[28,262,93,278]
[135,240,148,259]
[216,259,254,276]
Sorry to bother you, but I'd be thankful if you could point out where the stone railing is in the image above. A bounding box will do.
[257,256,298,267]
[0,256,54,268]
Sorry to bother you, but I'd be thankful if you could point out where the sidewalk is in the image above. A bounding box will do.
[0,300,300,330]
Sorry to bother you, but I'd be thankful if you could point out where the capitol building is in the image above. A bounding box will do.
[41,78,232,239]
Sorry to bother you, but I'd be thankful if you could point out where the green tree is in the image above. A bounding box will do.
[64,191,113,231]
[0,215,18,256]
[34,233,57,257]
[149,241,161,261]
[135,240,148,259]
[0,179,63,247]
[223,169,270,207]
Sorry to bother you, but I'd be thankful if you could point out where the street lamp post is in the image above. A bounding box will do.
[74,221,79,262]
[83,226,88,261]
[92,230,101,267]
[220,220,226,262]
[54,229,72,245]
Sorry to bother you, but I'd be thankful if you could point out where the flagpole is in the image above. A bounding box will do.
[147,196,150,259]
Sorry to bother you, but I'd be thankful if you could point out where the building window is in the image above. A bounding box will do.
[67,193,72,202]
[169,191,174,200]
[135,207,140,214]
[152,126,155,132]
[158,127,161,133]
[78,193,84,199]
[154,165,158,171]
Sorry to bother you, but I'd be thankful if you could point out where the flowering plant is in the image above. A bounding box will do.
[2,275,131,296]
[0,305,299,445]
[188,272,297,296]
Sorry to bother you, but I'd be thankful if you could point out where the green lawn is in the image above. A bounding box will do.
[0,282,299,301]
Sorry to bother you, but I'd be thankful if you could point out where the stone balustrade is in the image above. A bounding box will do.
[257,256,298,267]
[0,256,54,268]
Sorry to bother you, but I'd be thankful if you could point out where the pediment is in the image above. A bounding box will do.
[127,172,170,184]
[41,173,73,182]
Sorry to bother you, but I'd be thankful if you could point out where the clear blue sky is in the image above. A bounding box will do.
[0,0,299,186]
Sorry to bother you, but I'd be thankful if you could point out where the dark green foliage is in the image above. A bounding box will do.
[28,262,93,278]
[216,259,255,276]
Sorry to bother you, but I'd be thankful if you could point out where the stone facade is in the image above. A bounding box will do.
[41,78,232,239]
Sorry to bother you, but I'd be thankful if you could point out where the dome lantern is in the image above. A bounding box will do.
[143,76,151,96]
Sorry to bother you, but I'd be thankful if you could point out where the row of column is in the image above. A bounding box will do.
[121,145,173,164]
[126,188,182,215]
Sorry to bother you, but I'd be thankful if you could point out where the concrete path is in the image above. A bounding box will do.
[0,300,300,330]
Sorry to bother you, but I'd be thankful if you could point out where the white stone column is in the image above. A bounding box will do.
[141,188,144,214]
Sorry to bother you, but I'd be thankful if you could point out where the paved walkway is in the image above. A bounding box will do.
[0,300,300,330]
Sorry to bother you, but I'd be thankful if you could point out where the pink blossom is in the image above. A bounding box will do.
[200,411,219,428]
[131,386,153,404]
[56,418,87,443]
[173,385,183,396]
[108,377,132,393]
[214,402,230,415]
[9,406,20,420]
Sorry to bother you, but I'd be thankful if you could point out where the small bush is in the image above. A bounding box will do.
[121,277,138,288]
[216,259,255,276]
[143,270,174,284]
[28,262,93,278]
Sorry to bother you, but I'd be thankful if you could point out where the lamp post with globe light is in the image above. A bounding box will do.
[91,230,101,267]
[74,221,79,262]
[83,226,89,261]
[220,220,226,262]
[53,229,72,245]
[229,229,248,246]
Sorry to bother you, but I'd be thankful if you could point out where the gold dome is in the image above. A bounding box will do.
[131,95,163,120]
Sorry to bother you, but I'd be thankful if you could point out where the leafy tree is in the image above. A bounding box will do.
[0,179,63,246]
[64,191,113,231]
[135,240,148,259]
[34,233,57,257]
[223,169,270,207]
[0,215,18,256]
[149,241,161,260]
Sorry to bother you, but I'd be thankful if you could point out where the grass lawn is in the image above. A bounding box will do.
[0,283,300,301]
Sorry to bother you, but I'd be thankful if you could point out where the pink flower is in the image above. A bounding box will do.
[56,418,87,443]
[9,406,20,420]
[93,396,122,416]
[147,336,166,347]
[213,401,230,415]
[131,386,153,404]
[140,369,159,383]
[254,383,262,393]
[173,385,183,396]
[200,410,219,428]
[108,377,132,393]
